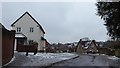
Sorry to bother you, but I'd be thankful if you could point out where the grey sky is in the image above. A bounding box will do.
[0,2,2,23]
[2,2,109,43]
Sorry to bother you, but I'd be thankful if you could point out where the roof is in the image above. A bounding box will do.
[87,40,98,49]
[15,33,27,39]
[81,41,91,49]
[11,11,45,34]
[77,40,98,49]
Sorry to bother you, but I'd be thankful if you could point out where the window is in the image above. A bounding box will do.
[30,27,34,32]
[29,40,33,45]
[17,27,21,32]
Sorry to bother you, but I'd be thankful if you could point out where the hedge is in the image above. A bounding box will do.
[115,49,120,58]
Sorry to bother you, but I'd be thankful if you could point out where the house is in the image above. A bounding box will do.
[65,43,76,52]
[46,43,76,53]
[87,40,99,53]
[46,44,57,53]
[76,39,99,54]
[11,11,46,52]
[76,39,90,54]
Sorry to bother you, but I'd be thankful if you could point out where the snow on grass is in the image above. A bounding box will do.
[29,53,75,58]
[60,58,70,60]
[88,53,100,56]
[101,54,106,56]
[8,52,78,66]
[27,53,76,59]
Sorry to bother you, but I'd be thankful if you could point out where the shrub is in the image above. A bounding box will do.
[104,41,120,49]
[33,41,38,45]
[115,49,120,58]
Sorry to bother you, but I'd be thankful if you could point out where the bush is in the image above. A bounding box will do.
[115,49,120,58]
[33,41,38,45]
[104,41,120,49]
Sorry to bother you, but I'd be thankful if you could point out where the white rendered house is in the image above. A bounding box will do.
[11,11,46,51]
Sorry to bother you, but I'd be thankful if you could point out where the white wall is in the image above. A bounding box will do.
[14,39,17,50]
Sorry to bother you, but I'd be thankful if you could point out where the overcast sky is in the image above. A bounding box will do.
[1,2,109,43]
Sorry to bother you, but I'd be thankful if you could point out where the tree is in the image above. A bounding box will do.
[96,2,120,41]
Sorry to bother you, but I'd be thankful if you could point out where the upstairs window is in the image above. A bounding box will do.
[17,27,21,32]
[30,27,34,32]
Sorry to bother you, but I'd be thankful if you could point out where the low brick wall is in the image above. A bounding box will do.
[2,28,15,65]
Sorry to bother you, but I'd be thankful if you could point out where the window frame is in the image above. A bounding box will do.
[17,27,21,32]
[30,27,34,32]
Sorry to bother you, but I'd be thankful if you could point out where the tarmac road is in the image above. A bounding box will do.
[49,54,120,68]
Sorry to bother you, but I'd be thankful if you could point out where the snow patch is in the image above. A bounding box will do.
[101,54,106,56]
[9,52,78,66]
[60,58,70,60]
[88,53,100,56]
[108,56,120,60]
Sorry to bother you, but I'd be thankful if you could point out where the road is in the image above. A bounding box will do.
[3,53,120,68]
[48,54,120,68]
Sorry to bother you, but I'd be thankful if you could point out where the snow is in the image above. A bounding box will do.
[6,52,78,66]
[15,33,26,38]
[15,34,24,38]
[29,53,76,60]
[107,56,120,60]
[24,52,78,66]
[89,53,100,56]
[84,46,89,49]
[101,54,106,56]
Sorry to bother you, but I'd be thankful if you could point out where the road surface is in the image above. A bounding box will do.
[49,54,120,68]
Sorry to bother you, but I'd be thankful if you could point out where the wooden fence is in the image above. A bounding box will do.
[2,27,15,65]
[17,44,38,56]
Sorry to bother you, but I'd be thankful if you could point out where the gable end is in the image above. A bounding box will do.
[11,11,45,34]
